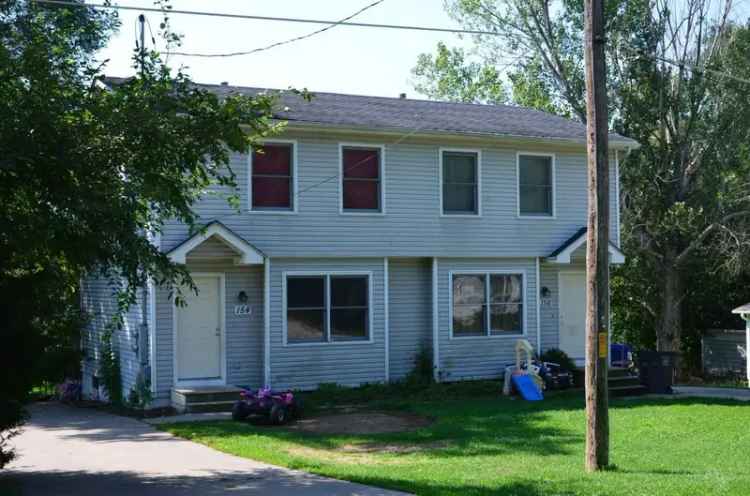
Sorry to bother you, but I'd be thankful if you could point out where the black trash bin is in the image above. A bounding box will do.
[637,351,678,393]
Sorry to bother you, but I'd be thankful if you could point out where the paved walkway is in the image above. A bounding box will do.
[1,402,407,496]
[672,386,750,401]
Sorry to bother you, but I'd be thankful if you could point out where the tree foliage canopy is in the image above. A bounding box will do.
[0,0,282,464]
[413,0,750,366]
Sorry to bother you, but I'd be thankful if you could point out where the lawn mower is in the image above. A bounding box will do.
[231,387,301,425]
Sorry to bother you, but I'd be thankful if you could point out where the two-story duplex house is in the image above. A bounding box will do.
[80,83,635,410]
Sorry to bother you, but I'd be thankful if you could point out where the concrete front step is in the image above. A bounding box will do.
[609,375,642,388]
[609,367,633,379]
[610,384,649,397]
[172,386,242,413]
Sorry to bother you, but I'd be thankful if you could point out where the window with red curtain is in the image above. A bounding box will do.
[251,143,293,210]
[342,147,381,211]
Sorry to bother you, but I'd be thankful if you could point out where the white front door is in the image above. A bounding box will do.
[176,275,223,383]
[559,271,586,364]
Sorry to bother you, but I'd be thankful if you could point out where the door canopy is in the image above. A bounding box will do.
[166,221,264,265]
[546,227,625,265]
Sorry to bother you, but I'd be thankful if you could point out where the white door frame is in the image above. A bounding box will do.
[557,270,586,365]
[557,268,614,367]
[173,272,227,387]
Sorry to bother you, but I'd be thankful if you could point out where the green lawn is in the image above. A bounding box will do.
[162,384,750,496]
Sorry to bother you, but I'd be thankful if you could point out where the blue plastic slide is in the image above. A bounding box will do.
[511,374,544,401]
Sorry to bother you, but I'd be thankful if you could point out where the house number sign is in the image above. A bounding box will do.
[234,305,252,316]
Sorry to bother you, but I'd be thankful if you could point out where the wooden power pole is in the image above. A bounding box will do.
[583,0,610,472]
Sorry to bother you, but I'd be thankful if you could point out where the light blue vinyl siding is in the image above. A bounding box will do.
[160,133,621,259]
[80,275,145,400]
[437,258,538,382]
[388,258,433,381]
[269,258,386,390]
[153,258,264,401]
[539,265,561,352]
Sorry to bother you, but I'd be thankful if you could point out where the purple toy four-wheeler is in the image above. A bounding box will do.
[232,387,301,425]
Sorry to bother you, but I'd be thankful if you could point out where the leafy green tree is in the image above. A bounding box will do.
[0,0,280,466]
[412,41,507,103]
[413,1,750,365]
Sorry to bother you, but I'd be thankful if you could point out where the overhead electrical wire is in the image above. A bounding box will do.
[33,0,502,36]
[169,0,386,58]
[33,0,750,86]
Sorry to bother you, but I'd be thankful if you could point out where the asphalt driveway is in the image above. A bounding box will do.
[1,402,406,496]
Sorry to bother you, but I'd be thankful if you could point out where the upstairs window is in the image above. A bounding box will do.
[341,146,383,212]
[251,143,294,211]
[518,153,554,217]
[285,273,371,344]
[452,273,524,337]
[442,150,480,215]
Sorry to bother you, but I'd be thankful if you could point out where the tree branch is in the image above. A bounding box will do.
[675,211,750,265]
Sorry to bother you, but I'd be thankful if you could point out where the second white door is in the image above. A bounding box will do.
[558,271,586,364]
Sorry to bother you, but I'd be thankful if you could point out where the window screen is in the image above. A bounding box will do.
[519,154,553,216]
[252,144,293,210]
[342,147,381,211]
[442,151,478,214]
[286,276,325,342]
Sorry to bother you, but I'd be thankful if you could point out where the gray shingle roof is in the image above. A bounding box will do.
[106,77,638,147]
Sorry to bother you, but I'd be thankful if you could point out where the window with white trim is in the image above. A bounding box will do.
[518,154,553,216]
[452,273,524,337]
[251,143,294,211]
[286,274,370,344]
[442,151,479,215]
[341,146,382,212]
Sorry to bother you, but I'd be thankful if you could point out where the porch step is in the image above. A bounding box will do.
[608,367,632,379]
[172,386,242,413]
[610,384,649,397]
[608,370,647,397]
[609,375,642,388]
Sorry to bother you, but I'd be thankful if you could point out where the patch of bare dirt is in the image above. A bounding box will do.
[287,411,433,435]
[340,440,450,454]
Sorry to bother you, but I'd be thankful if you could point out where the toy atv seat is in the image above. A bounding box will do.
[232,387,301,425]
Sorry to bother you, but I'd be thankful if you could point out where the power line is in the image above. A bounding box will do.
[620,44,750,86]
[33,1,750,85]
[293,115,425,200]
[169,0,386,58]
[32,0,501,36]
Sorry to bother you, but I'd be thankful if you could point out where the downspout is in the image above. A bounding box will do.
[536,257,542,355]
[614,149,621,247]
[383,257,390,383]
[744,314,750,387]
[146,229,160,397]
[263,257,271,387]
[432,257,440,382]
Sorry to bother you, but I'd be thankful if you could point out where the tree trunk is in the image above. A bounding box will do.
[657,263,683,353]
[657,262,686,380]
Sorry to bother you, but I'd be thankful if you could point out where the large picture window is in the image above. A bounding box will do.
[251,143,294,211]
[518,153,554,216]
[442,150,480,215]
[285,273,371,344]
[341,146,383,212]
[452,273,524,337]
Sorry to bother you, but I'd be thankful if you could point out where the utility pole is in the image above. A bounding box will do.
[583,0,609,472]
[138,13,146,77]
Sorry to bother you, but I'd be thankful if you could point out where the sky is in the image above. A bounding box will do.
[96,0,473,99]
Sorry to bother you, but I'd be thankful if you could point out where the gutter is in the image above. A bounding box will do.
[246,121,641,151]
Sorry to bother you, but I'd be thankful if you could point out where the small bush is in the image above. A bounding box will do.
[540,348,577,372]
[405,347,434,385]
[0,400,26,469]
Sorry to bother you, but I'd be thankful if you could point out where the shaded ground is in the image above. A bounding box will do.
[0,402,406,496]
